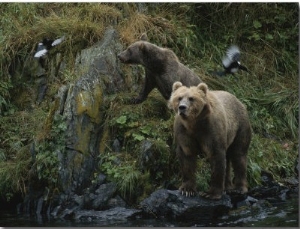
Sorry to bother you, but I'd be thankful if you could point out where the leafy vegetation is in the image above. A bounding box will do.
[0,3,298,204]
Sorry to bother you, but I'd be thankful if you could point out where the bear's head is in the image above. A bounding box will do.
[168,81,210,121]
[117,34,149,64]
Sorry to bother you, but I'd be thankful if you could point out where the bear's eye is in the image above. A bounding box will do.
[189,97,194,102]
[178,97,182,101]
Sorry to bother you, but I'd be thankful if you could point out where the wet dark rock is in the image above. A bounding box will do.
[139,140,156,171]
[140,189,232,221]
[51,205,61,217]
[248,183,288,200]
[261,170,276,186]
[245,170,293,203]
[138,140,169,179]
[107,195,127,208]
[59,206,79,219]
[55,85,69,115]
[73,194,84,207]
[17,189,47,216]
[89,183,117,210]
[234,195,258,209]
[226,191,248,208]
[74,207,141,222]
[112,138,121,153]
[36,76,48,104]
[94,173,107,187]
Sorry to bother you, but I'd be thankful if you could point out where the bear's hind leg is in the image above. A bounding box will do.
[231,155,248,194]
[227,131,250,194]
[225,155,234,191]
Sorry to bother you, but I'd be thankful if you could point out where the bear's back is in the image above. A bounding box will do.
[210,90,249,125]
[209,90,251,147]
[213,91,246,111]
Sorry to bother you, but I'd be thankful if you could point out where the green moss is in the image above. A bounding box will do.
[74,120,92,155]
[74,84,103,154]
[98,124,111,154]
[75,84,103,123]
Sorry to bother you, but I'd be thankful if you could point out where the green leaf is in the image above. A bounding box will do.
[116,115,127,125]
[248,32,260,41]
[140,125,151,135]
[265,33,273,40]
[132,133,145,141]
[253,20,262,29]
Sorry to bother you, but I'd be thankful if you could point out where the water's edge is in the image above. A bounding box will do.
[0,196,298,227]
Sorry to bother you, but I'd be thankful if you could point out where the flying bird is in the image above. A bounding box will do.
[222,45,248,75]
[34,36,65,58]
[209,45,249,77]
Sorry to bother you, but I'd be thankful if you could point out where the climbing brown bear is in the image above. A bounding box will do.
[168,81,252,200]
[117,34,202,104]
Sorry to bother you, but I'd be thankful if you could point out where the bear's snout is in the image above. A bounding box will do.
[117,53,126,63]
[179,105,187,111]
[178,104,188,116]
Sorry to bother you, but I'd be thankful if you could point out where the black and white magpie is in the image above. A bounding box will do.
[209,45,249,77]
[34,36,65,58]
[222,45,248,75]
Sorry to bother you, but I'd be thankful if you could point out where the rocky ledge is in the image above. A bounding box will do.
[15,176,298,225]
[139,189,232,220]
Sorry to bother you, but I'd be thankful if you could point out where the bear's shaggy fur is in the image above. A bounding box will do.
[168,81,252,200]
[118,34,202,104]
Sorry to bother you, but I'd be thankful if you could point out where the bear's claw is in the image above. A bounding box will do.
[179,183,197,197]
[181,190,196,197]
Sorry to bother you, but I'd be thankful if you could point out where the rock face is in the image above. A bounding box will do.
[140,189,232,221]
[18,28,134,219]
[56,28,124,194]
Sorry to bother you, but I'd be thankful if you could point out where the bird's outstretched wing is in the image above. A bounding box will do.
[222,56,231,68]
[222,45,241,68]
[34,43,48,58]
[226,45,240,62]
[51,36,65,46]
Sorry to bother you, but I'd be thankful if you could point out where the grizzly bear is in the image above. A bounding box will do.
[168,81,252,200]
[118,34,202,104]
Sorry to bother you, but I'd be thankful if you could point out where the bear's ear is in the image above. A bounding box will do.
[140,42,146,52]
[140,33,148,41]
[197,83,208,95]
[172,81,183,92]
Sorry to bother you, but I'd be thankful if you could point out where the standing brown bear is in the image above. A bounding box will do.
[118,34,202,104]
[168,81,252,200]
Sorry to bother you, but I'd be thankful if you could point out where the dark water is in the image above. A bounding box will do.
[0,197,298,227]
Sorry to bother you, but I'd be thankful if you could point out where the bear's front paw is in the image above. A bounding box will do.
[199,191,223,200]
[179,182,197,197]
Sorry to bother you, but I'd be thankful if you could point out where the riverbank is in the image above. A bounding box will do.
[0,195,298,227]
